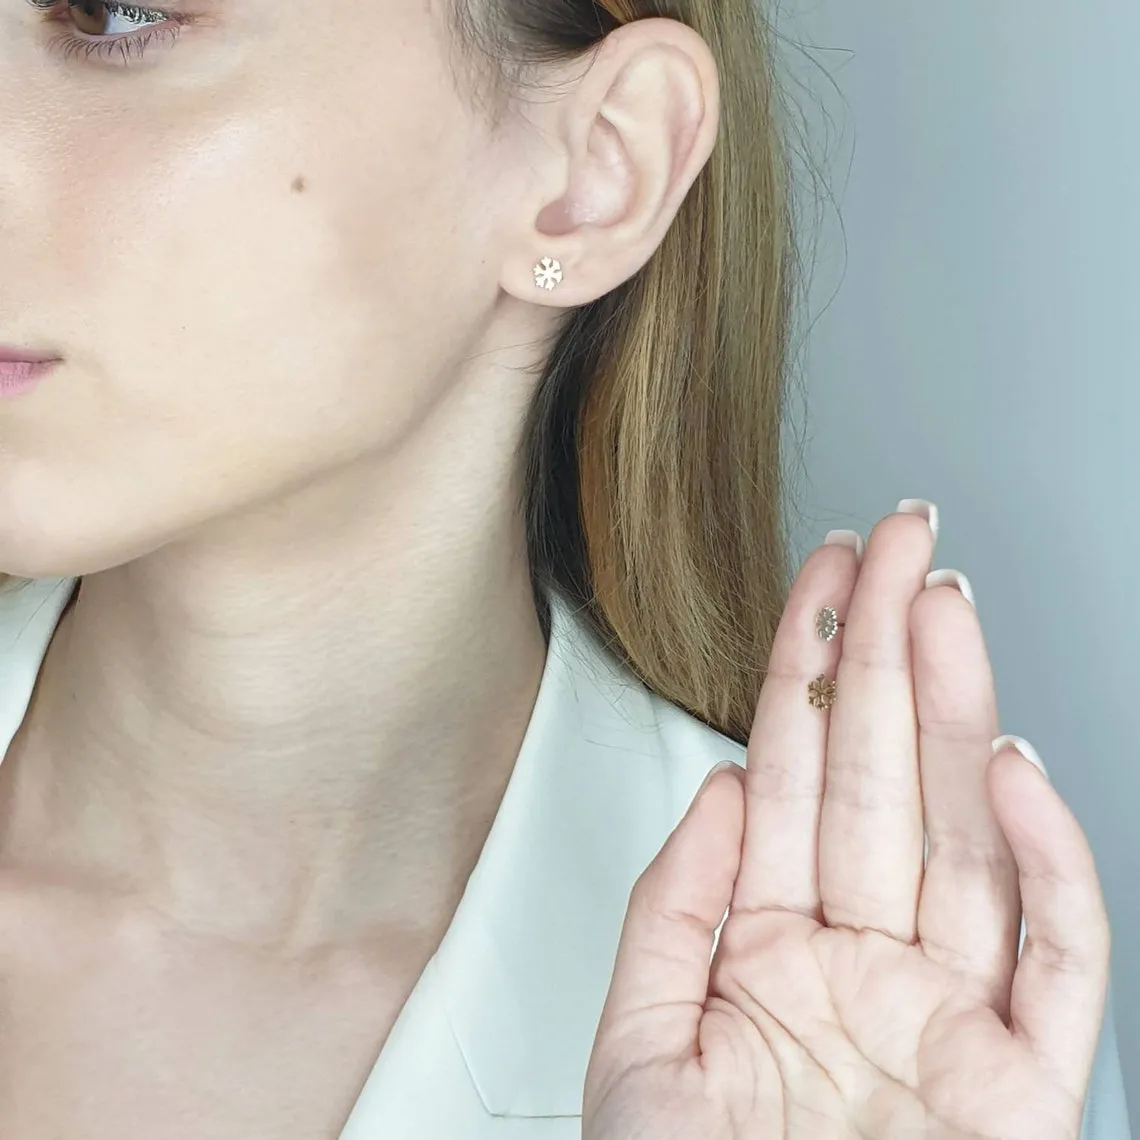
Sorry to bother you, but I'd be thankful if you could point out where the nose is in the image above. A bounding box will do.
[0,17,35,209]
[0,12,61,295]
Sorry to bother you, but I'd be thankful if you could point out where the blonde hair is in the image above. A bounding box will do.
[455,0,802,743]
[4,0,806,747]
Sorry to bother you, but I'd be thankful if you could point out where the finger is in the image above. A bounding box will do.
[591,764,746,1069]
[912,575,1021,1016]
[819,503,936,941]
[989,742,1111,1098]
[732,532,861,918]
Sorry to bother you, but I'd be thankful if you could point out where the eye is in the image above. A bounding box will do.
[68,0,167,36]
[28,0,196,66]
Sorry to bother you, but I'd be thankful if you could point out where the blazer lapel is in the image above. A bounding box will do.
[342,589,745,1131]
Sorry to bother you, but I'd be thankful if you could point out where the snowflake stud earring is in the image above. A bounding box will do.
[533,256,564,292]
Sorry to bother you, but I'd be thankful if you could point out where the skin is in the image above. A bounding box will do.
[0,0,720,1132]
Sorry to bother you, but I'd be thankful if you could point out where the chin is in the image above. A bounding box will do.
[0,458,178,579]
[0,506,145,582]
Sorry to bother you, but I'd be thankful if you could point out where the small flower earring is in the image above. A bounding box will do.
[533,256,564,292]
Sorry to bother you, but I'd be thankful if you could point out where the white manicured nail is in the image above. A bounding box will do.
[991,734,1050,781]
[925,568,975,606]
[897,498,939,543]
[824,529,865,563]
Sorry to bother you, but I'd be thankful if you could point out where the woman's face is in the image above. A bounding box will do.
[0,0,556,578]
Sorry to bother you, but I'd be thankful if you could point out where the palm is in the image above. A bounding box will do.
[698,915,1079,1137]
[584,508,1109,1140]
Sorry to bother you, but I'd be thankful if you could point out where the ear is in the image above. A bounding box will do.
[497,17,720,308]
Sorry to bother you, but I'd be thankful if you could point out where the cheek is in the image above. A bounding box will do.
[7,83,492,574]
[53,96,463,423]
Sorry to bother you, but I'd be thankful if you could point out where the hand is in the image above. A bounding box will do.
[582,504,1111,1140]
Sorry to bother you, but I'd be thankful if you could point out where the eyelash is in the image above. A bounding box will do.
[27,0,195,65]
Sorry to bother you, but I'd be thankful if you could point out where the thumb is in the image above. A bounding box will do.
[591,760,746,1070]
[987,741,1110,1102]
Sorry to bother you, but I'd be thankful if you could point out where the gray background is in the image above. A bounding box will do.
[775,1,1138,1116]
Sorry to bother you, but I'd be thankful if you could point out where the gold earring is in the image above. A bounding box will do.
[533,256,564,292]
[808,674,837,710]
[815,605,846,642]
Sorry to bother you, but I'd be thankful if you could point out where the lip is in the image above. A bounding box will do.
[0,345,62,364]
[0,357,60,397]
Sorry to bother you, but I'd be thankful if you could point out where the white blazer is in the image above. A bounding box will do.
[0,577,1132,1139]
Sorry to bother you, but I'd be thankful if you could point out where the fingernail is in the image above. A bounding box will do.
[897,498,940,544]
[824,529,865,563]
[693,759,742,803]
[991,734,1050,782]
[925,568,975,607]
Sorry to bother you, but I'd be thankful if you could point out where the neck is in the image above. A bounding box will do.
[0,443,548,956]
